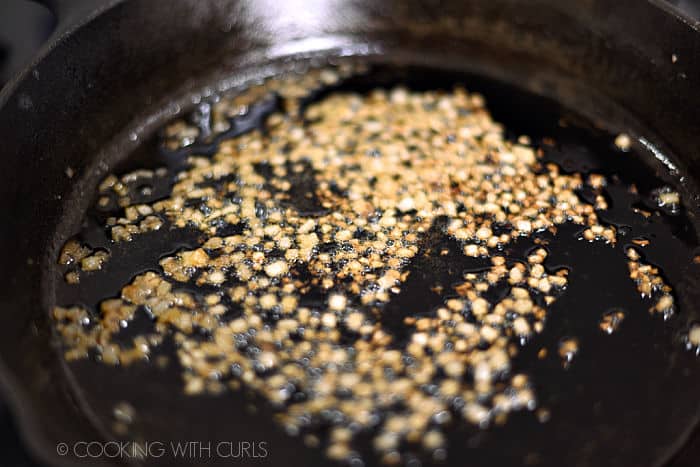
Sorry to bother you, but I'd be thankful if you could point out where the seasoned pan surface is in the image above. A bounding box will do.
[49,61,700,467]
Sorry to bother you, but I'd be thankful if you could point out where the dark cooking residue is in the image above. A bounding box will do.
[52,60,699,465]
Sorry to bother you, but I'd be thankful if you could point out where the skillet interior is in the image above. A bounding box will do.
[0,1,699,466]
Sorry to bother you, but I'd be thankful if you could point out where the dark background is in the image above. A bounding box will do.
[1,1,699,466]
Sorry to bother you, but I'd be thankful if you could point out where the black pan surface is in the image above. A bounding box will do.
[49,59,700,467]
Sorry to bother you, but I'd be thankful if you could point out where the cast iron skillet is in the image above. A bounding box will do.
[1,1,700,466]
